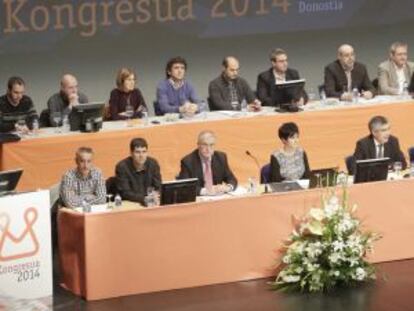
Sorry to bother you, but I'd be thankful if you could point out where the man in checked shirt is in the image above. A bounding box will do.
[59,146,106,208]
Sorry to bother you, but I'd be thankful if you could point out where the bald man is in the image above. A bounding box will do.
[47,74,89,130]
[324,44,375,101]
[208,56,261,111]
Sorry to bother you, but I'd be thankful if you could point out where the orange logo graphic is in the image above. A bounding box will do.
[0,207,39,261]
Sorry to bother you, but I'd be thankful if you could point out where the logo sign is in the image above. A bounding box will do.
[0,191,52,308]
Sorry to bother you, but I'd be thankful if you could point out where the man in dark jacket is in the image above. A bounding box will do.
[208,56,261,111]
[115,138,162,205]
[178,131,238,195]
[324,44,375,100]
[353,115,406,170]
[257,48,308,107]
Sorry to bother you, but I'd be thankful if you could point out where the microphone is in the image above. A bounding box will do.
[245,150,269,193]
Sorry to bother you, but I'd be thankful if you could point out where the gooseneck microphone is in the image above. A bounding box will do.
[245,150,269,193]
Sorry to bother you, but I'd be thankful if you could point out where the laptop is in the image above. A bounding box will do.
[267,181,303,193]
[0,169,23,196]
[308,167,338,189]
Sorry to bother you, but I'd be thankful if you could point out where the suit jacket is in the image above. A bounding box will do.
[208,75,256,111]
[324,60,375,98]
[269,150,311,183]
[178,149,238,194]
[353,135,407,170]
[115,156,162,205]
[256,68,308,107]
[378,60,414,95]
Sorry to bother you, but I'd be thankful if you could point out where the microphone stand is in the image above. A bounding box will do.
[245,150,269,193]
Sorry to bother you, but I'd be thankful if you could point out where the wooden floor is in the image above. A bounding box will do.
[53,259,414,311]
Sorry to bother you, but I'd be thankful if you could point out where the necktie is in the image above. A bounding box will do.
[377,144,384,158]
[204,159,213,191]
[229,81,239,109]
[345,70,352,92]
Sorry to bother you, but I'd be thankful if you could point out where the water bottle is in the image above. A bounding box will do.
[352,88,359,104]
[144,192,155,207]
[248,177,257,194]
[114,194,122,207]
[403,82,409,98]
[410,163,414,178]
[199,100,208,119]
[81,199,91,213]
[32,119,39,136]
[320,89,327,105]
[142,110,149,126]
[62,116,70,133]
[241,99,248,115]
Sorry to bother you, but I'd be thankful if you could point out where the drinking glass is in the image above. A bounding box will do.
[106,194,114,209]
[125,103,134,127]
[393,161,403,177]
[52,112,62,133]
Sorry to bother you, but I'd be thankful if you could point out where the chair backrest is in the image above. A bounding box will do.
[345,155,355,175]
[39,108,51,128]
[260,163,271,184]
[408,147,414,163]
[102,102,111,121]
[106,176,118,196]
[153,101,163,116]
[372,78,379,90]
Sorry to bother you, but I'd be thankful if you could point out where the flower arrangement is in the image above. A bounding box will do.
[270,187,381,292]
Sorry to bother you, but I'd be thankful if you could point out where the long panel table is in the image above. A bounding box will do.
[58,179,414,300]
[2,100,414,191]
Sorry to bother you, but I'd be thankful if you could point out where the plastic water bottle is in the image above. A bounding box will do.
[241,99,248,115]
[144,192,155,207]
[114,194,122,207]
[142,111,149,126]
[410,163,414,177]
[62,116,70,132]
[320,89,327,105]
[352,88,359,104]
[403,82,409,97]
[32,119,39,136]
[198,100,208,119]
[81,199,91,213]
[248,177,257,194]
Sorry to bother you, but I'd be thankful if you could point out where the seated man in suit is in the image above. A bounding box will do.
[257,48,307,107]
[353,115,407,170]
[115,138,162,206]
[324,44,375,101]
[378,42,414,95]
[208,56,261,111]
[178,130,237,195]
[60,147,106,209]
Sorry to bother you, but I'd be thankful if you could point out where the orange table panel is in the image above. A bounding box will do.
[2,101,414,191]
[58,179,414,300]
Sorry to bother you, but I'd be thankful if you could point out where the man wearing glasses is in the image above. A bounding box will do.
[257,48,308,107]
[178,130,238,196]
[353,116,407,170]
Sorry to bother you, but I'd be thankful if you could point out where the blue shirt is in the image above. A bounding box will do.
[156,79,199,114]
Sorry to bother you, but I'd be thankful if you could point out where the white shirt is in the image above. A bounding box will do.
[394,64,407,93]
[273,70,286,85]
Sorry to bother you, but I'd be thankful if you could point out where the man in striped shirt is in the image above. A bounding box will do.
[60,146,106,209]
[0,77,38,133]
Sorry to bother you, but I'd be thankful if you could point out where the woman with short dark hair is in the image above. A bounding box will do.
[269,122,310,182]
